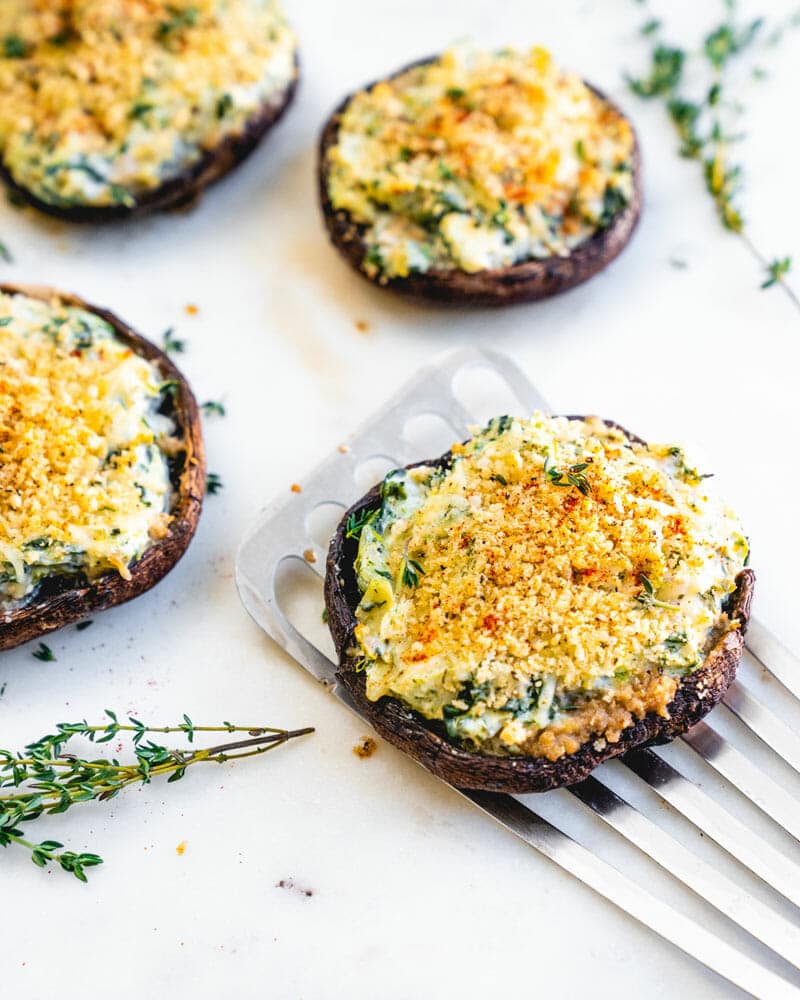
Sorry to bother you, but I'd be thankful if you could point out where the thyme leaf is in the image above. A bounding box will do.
[761,256,792,289]
[206,472,223,495]
[200,400,226,417]
[162,328,185,354]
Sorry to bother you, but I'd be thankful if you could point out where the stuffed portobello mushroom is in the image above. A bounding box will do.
[319,46,641,306]
[0,0,298,221]
[0,284,205,650]
[325,414,753,792]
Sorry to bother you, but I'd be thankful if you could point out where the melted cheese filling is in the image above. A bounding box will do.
[353,415,748,760]
[0,0,297,208]
[326,45,635,280]
[0,291,176,608]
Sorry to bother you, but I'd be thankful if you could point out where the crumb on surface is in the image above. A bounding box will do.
[291,483,302,493]
[276,878,313,898]
[176,841,187,856]
[303,548,317,564]
[355,319,370,333]
[185,304,199,315]
[338,444,350,454]
[353,736,377,759]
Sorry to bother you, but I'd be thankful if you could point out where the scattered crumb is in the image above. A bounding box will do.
[353,736,377,759]
[75,620,93,631]
[338,444,350,454]
[0,682,6,699]
[303,548,317,564]
[290,483,302,493]
[355,319,371,334]
[669,256,688,270]
[176,841,188,856]
[185,304,199,316]
[276,878,313,898]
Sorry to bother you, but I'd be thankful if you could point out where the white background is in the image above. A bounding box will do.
[1,1,799,997]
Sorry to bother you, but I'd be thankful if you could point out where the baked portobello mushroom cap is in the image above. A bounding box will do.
[0,73,298,223]
[0,284,205,650]
[318,56,642,307]
[0,1,299,223]
[324,420,754,793]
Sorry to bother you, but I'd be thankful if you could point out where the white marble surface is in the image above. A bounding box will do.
[1,2,799,997]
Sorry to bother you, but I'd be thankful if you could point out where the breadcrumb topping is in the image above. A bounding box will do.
[0,291,175,606]
[354,414,748,759]
[327,45,635,279]
[0,0,297,208]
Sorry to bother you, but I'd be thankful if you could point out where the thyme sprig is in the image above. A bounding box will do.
[401,556,425,589]
[543,455,593,496]
[635,574,681,611]
[628,1,799,308]
[0,713,313,882]
[345,508,377,540]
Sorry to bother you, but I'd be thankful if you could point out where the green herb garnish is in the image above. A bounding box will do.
[543,456,593,496]
[0,713,313,882]
[200,400,226,417]
[162,328,185,354]
[635,574,680,611]
[206,473,223,495]
[345,508,377,540]
[216,93,233,119]
[401,557,425,589]
[32,643,56,662]
[156,6,200,43]
[3,35,30,59]
[761,256,792,289]
[629,1,800,308]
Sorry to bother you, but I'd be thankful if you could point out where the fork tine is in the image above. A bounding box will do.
[747,620,800,703]
[466,790,800,999]
[569,775,800,968]
[682,721,800,844]
[721,685,800,775]
[623,748,800,910]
